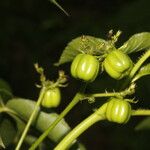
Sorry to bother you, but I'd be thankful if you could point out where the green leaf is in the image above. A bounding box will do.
[135,117,150,130]
[0,79,12,93]
[9,113,26,135]
[77,143,86,150]
[0,136,5,149]
[6,98,71,142]
[36,112,70,142]
[0,118,16,147]
[5,113,47,148]
[6,98,40,124]
[0,79,13,102]
[132,63,150,82]
[55,36,109,66]
[118,32,150,54]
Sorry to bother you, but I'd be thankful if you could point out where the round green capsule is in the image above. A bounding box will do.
[104,50,133,80]
[42,88,61,108]
[106,98,131,124]
[71,54,99,82]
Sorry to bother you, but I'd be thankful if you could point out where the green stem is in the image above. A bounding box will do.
[3,107,44,148]
[121,49,150,89]
[15,87,46,150]
[132,109,150,116]
[29,83,87,150]
[92,92,120,98]
[54,103,107,150]
[129,50,150,79]
[24,135,45,148]
[89,83,135,99]
[0,106,18,116]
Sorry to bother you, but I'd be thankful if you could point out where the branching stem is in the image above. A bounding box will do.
[121,49,150,89]
[54,103,107,150]
[15,87,46,150]
[29,83,87,150]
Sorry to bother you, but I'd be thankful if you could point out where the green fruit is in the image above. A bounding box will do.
[104,50,133,80]
[106,98,131,124]
[71,54,99,82]
[42,88,61,108]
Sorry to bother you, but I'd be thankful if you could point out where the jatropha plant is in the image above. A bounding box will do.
[0,31,150,150]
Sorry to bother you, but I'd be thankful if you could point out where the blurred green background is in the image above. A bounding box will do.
[0,0,150,149]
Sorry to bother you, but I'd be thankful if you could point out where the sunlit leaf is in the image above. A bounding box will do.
[132,63,150,82]
[55,36,109,66]
[118,32,150,54]
[135,117,150,130]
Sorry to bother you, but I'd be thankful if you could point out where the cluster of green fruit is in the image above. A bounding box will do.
[41,49,133,124]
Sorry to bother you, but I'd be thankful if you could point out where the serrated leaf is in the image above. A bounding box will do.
[118,32,150,54]
[135,117,150,131]
[55,36,109,66]
[0,136,5,149]
[132,63,150,82]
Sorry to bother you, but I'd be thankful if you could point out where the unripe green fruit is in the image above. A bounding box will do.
[41,88,61,108]
[71,54,99,82]
[104,50,133,80]
[106,98,131,124]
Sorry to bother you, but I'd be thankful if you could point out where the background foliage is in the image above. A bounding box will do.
[0,0,150,149]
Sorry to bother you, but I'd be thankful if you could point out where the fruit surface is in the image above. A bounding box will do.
[42,88,61,108]
[104,50,133,80]
[105,98,131,124]
[71,54,99,82]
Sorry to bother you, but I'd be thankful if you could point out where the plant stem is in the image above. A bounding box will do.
[132,109,150,116]
[92,92,120,98]
[29,83,87,150]
[24,135,45,148]
[89,83,135,99]
[15,87,46,150]
[121,49,150,89]
[0,106,18,116]
[54,103,107,150]
[129,50,150,79]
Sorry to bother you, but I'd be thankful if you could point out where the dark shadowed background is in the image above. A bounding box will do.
[0,0,150,149]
